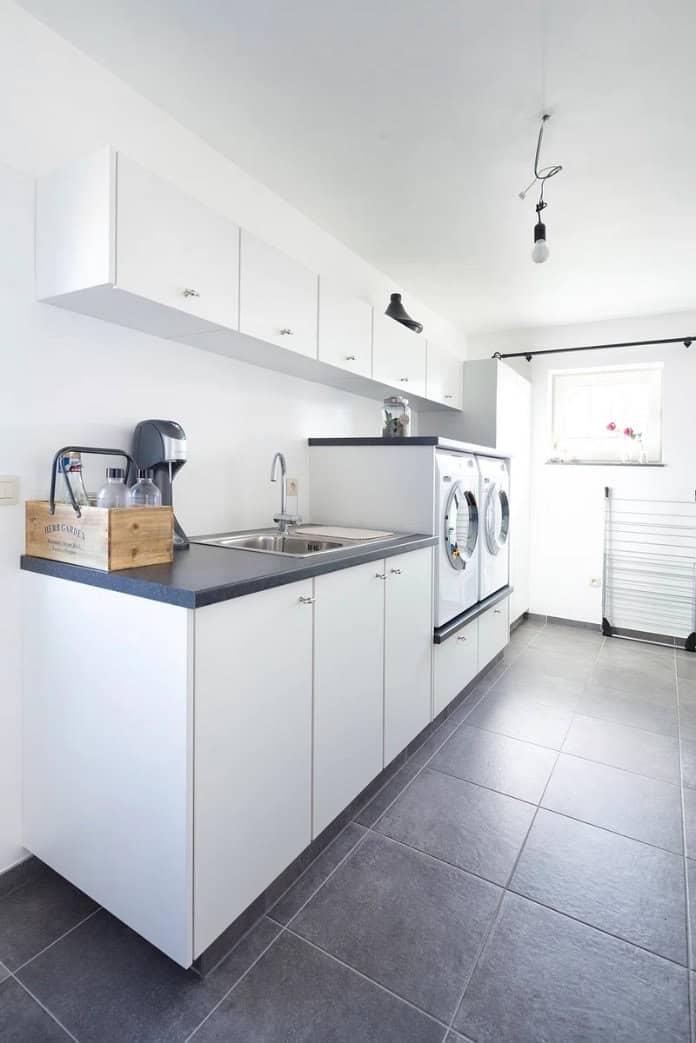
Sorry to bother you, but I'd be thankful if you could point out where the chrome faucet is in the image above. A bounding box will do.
[270,451,301,534]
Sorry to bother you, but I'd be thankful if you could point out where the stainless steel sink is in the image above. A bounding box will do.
[193,531,347,557]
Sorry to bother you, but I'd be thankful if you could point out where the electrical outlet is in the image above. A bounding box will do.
[590,577,602,588]
[0,476,19,506]
[286,478,298,497]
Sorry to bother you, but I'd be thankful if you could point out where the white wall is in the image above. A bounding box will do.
[0,1,463,872]
[469,312,696,624]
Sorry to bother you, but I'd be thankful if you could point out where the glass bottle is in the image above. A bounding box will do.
[54,452,90,507]
[96,467,129,509]
[382,395,411,438]
[128,470,162,507]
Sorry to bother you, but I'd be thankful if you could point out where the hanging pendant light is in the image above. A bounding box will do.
[385,293,423,334]
[519,114,562,264]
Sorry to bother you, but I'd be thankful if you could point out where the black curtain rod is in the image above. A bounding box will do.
[492,335,695,362]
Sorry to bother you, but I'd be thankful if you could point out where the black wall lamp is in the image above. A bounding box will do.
[385,293,423,334]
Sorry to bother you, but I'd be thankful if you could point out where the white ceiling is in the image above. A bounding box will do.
[18,0,696,333]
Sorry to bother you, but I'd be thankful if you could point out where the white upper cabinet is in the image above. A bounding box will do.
[116,154,240,330]
[426,341,463,409]
[383,547,433,764]
[317,282,373,378]
[36,147,240,338]
[372,313,427,397]
[239,232,318,359]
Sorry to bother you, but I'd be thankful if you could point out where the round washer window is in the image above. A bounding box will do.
[484,484,510,555]
[444,482,479,570]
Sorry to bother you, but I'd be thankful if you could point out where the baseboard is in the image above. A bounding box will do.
[193,650,504,977]
[526,612,601,632]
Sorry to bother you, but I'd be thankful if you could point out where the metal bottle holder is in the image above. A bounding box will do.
[49,446,137,518]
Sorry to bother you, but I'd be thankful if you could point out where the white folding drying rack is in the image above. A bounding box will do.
[602,488,696,651]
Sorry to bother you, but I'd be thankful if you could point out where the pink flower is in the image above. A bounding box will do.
[606,421,616,431]
[623,426,633,437]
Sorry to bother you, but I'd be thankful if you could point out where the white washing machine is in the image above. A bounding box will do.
[477,455,510,599]
[435,451,481,626]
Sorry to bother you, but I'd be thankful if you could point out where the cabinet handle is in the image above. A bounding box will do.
[182,288,200,298]
[457,634,467,641]
[280,328,294,336]
[375,572,386,580]
[444,394,454,399]
[493,609,502,614]
[345,354,358,361]
[390,568,402,575]
[298,595,315,604]
[399,377,409,382]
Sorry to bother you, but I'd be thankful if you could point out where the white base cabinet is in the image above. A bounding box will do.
[384,548,433,763]
[313,562,384,835]
[194,580,314,956]
[433,618,479,716]
[22,545,435,970]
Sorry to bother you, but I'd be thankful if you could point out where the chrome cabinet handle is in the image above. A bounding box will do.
[375,572,386,580]
[298,595,315,604]
[345,354,358,361]
[444,394,454,399]
[280,328,294,336]
[182,288,200,298]
[493,609,502,614]
[390,568,402,575]
[457,634,467,641]
[399,377,409,382]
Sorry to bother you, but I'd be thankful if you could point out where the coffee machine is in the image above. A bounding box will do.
[132,419,189,549]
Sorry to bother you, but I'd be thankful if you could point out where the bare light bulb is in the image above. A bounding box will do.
[532,238,550,263]
[532,219,549,264]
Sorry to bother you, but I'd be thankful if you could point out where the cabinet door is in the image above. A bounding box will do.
[313,562,384,836]
[478,598,510,669]
[116,153,240,335]
[239,231,318,358]
[318,283,373,378]
[372,313,426,397]
[384,547,433,764]
[434,619,479,716]
[426,342,463,409]
[194,580,313,957]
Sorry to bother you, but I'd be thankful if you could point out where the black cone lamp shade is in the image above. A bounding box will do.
[385,293,423,334]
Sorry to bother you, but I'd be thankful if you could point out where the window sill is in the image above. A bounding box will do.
[545,460,665,467]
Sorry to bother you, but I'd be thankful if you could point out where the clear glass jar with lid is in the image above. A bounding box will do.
[382,395,411,438]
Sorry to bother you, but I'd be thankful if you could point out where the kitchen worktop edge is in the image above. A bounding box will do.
[20,533,437,608]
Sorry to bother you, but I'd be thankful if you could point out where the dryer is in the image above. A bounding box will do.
[435,451,480,626]
[477,455,510,599]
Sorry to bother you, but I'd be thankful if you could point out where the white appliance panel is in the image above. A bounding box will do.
[435,451,480,625]
[477,455,510,599]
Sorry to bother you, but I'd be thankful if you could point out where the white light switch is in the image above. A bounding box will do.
[0,476,19,505]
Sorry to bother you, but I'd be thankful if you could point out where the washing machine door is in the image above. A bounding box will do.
[443,481,479,570]
[483,482,510,556]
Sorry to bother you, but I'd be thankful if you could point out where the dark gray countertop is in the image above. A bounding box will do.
[308,437,509,457]
[20,532,436,609]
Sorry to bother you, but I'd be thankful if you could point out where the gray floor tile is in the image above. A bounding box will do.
[563,714,680,782]
[0,857,46,901]
[354,712,466,828]
[268,823,366,925]
[376,768,535,885]
[683,787,696,859]
[17,909,280,1043]
[456,893,689,1043]
[192,930,444,1043]
[687,860,696,966]
[0,977,73,1042]
[0,865,98,970]
[292,831,500,1022]
[0,963,9,984]
[513,646,597,680]
[431,724,557,803]
[599,639,676,669]
[581,683,679,736]
[681,739,696,789]
[678,685,696,741]
[677,654,696,681]
[590,662,676,701]
[542,754,683,853]
[510,809,687,963]
[465,688,573,749]
[491,665,587,710]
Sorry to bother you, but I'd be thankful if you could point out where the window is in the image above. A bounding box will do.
[548,363,663,464]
